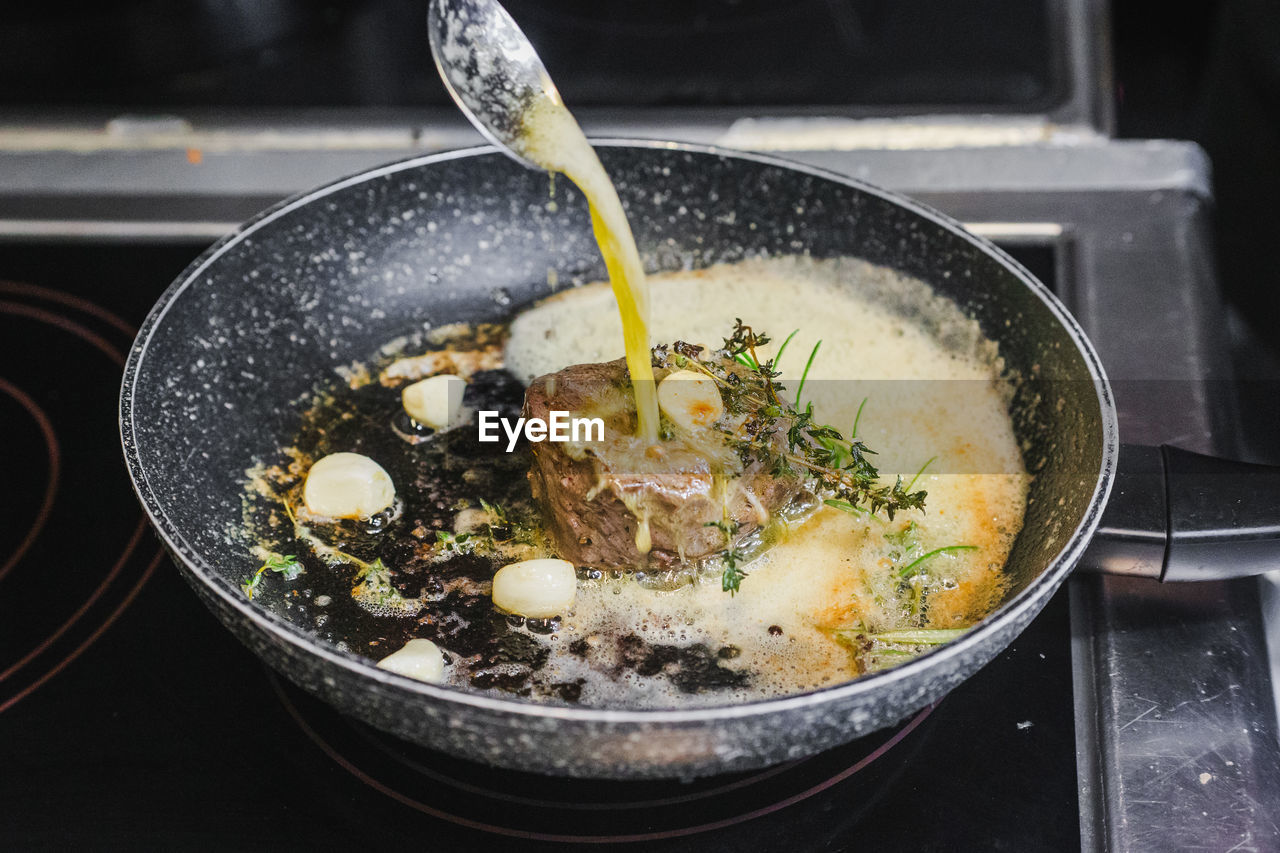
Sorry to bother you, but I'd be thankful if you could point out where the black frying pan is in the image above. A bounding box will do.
[119,142,1280,779]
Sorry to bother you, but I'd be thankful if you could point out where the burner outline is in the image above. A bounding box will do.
[271,671,933,844]
[0,281,162,714]
[0,519,145,683]
[0,377,60,583]
[0,551,164,715]
[347,718,804,810]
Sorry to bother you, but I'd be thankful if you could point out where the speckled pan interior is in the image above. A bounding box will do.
[121,143,1117,778]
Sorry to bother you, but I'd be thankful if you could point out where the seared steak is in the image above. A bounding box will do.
[524,358,802,568]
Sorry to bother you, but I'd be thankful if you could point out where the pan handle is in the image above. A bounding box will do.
[1081,444,1280,580]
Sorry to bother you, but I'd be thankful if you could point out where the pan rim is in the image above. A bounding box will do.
[120,139,1119,725]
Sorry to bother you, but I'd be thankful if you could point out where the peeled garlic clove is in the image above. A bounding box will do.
[491,558,576,619]
[376,638,445,683]
[402,373,465,431]
[658,369,724,432]
[302,452,396,519]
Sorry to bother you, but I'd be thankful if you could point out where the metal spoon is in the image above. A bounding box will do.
[427,0,563,170]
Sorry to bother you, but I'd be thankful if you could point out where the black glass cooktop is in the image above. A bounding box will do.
[0,240,1077,851]
[4,1,1063,111]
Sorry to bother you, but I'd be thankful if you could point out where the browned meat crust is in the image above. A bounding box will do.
[525,358,801,568]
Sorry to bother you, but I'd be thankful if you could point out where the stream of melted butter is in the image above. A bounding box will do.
[514,95,660,443]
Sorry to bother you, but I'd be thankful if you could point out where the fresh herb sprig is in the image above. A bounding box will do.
[705,519,748,595]
[241,553,303,599]
[274,500,421,613]
[656,321,931,594]
[677,320,929,522]
[434,498,530,556]
[899,544,978,580]
[868,628,968,645]
[353,557,418,610]
[722,555,748,595]
[826,624,972,672]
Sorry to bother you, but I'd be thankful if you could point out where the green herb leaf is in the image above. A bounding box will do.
[883,520,920,550]
[704,518,740,538]
[772,329,800,370]
[263,553,303,580]
[795,339,822,408]
[850,397,868,439]
[240,573,263,599]
[240,553,302,598]
[906,456,936,491]
[899,545,978,579]
[706,519,748,595]
[477,497,508,524]
[870,628,969,645]
[721,557,748,595]
[825,499,885,525]
[824,498,869,516]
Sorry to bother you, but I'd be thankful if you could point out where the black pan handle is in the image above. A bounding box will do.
[1081,444,1280,581]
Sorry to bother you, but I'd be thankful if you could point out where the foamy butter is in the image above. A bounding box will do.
[508,257,1029,705]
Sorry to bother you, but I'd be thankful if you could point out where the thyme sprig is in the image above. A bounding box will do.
[434,498,532,556]
[899,544,979,579]
[275,500,421,613]
[826,624,972,672]
[654,321,929,594]
[712,320,927,521]
[241,553,303,599]
[705,519,748,594]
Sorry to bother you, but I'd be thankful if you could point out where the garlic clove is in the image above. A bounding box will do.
[376,638,445,683]
[302,452,396,519]
[657,369,724,432]
[491,558,576,619]
[402,373,465,431]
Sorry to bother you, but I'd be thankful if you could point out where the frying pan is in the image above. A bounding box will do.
[119,141,1280,779]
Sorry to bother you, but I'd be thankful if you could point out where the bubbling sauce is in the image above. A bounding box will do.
[245,256,1029,708]
[505,256,1026,703]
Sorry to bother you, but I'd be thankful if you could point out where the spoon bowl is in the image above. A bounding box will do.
[428,0,563,171]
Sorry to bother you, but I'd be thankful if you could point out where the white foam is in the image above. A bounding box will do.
[504,257,1028,706]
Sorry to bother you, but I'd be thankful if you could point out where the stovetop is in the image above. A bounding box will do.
[1,240,1077,851]
[1,137,1278,851]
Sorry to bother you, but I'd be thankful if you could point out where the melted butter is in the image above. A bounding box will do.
[506,256,1029,705]
[515,96,660,442]
[255,256,1029,707]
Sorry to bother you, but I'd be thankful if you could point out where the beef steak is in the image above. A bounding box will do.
[524,358,802,568]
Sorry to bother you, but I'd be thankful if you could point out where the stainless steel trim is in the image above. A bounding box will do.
[0,219,238,240]
[0,218,1063,243]
[0,140,1211,202]
[964,222,1065,239]
[1059,0,1116,135]
[0,0,1117,156]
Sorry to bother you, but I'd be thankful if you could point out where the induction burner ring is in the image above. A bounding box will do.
[0,377,59,583]
[270,670,933,844]
[0,520,145,681]
[0,281,164,714]
[347,716,804,810]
